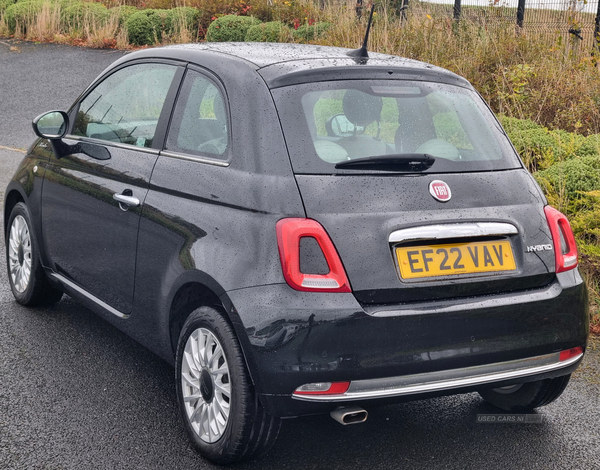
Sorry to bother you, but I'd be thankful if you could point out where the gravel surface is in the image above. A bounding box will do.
[0,38,598,470]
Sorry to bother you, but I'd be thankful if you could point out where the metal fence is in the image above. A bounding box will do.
[413,0,600,49]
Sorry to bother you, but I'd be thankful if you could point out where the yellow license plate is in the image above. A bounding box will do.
[396,240,516,279]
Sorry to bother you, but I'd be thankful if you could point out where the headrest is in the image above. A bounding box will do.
[342,89,383,127]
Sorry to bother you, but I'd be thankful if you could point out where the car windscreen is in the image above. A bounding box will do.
[271,80,522,174]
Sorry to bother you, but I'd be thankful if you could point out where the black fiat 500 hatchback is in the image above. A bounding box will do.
[5,43,588,464]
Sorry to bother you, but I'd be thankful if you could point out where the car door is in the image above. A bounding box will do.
[41,61,184,315]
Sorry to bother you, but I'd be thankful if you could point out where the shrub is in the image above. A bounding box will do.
[139,0,170,8]
[498,115,542,133]
[245,20,289,42]
[125,10,154,45]
[205,14,260,42]
[125,9,168,45]
[185,0,320,34]
[0,0,17,15]
[62,2,109,28]
[52,0,81,10]
[581,135,600,157]
[248,0,320,25]
[109,4,137,27]
[569,192,600,242]
[165,6,199,35]
[501,115,600,172]
[4,0,43,33]
[292,21,330,43]
[507,127,561,172]
[534,156,600,209]
[148,8,168,37]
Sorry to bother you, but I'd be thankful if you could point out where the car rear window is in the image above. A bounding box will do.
[272,80,522,174]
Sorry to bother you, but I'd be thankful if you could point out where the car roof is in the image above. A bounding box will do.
[114,42,472,89]
[167,42,369,67]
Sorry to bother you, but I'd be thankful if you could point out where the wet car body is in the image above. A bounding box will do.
[4,43,588,463]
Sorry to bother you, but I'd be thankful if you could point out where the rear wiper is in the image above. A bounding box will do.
[335,153,435,171]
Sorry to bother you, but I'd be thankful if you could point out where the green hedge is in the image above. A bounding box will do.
[62,2,109,28]
[165,6,199,35]
[125,11,153,45]
[4,0,43,33]
[205,14,260,42]
[0,0,17,14]
[508,127,562,171]
[534,156,600,198]
[498,115,542,133]
[245,21,289,42]
[292,22,330,43]
[500,114,600,172]
[125,9,170,46]
[151,9,169,38]
[108,4,137,28]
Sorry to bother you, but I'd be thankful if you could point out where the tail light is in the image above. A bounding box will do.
[276,218,351,293]
[544,206,578,273]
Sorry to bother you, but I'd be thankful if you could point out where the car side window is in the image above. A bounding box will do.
[165,70,229,158]
[72,63,176,148]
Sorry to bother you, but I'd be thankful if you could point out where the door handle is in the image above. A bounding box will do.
[113,192,140,209]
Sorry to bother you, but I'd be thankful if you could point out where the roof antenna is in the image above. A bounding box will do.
[347,2,376,63]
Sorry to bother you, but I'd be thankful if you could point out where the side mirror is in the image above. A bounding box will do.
[32,111,69,139]
[325,114,364,138]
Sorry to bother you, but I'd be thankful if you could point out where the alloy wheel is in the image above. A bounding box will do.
[181,327,231,443]
[8,215,32,293]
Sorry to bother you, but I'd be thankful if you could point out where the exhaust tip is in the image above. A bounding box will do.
[330,406,368,425]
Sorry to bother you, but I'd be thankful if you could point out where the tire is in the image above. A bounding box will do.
[5,202,62,307]
[175,306,281,465]
[478,374,571,412]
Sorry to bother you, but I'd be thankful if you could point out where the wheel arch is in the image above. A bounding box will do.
[4,187,26,235]
[169,281,224,355]
[166,275,262,390]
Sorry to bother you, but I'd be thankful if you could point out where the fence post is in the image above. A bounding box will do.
[453,0,461,21]
[401,0,409,21]
[517,0,526,28]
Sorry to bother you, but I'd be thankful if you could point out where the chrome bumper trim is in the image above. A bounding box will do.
[388,222,518,244]
[292,352,582,402]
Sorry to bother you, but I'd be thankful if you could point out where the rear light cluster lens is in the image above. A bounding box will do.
[294,381,350,395]
[276,218,351,293]
[559,346,584,362]
[544,206,578,273]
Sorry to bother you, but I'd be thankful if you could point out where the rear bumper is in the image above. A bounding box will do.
[292,350,582,402]
[223,269,588,417]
